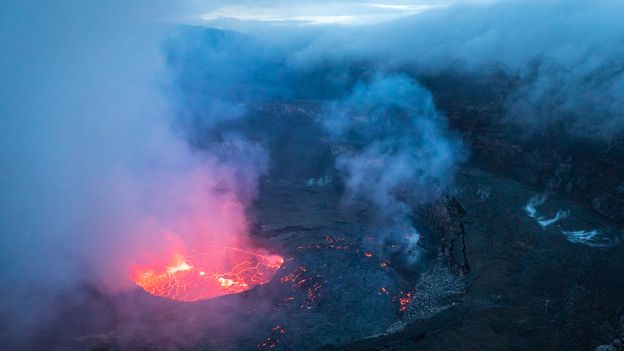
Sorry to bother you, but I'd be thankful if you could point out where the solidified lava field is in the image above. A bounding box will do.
[69,101,624,351]
[71,165,624,351]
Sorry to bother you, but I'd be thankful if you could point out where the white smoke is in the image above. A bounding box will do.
[323,74,465,254]
[524,195,569,229]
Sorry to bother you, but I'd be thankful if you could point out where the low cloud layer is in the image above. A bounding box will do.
[282,0,624,140]
[181,0,624,142]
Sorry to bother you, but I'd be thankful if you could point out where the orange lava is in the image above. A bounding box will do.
[133,246,283,302]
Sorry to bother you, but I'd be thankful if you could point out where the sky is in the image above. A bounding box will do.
[186,0,499,27]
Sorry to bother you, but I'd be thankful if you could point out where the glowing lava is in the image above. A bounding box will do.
[134,246,283,302]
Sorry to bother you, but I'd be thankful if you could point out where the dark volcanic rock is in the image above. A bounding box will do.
[593,194,624,222]
[419,196,470,275]
[423,73,624,224]
[336,167,624,351]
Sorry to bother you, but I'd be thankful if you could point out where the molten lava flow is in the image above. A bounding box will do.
[399,291,413,312]
[134,246,283,302]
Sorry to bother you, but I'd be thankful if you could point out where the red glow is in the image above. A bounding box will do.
[399,292,413,312]
[133,246,283,302]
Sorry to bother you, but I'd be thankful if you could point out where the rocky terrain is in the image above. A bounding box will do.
[425,73,624,225]
[51,97,623,351]
[68,163,624,351]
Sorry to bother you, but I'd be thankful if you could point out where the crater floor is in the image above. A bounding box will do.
[75,165,624,350]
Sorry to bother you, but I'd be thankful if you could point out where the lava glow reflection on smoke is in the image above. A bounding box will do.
[133,246,283,302]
